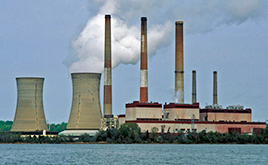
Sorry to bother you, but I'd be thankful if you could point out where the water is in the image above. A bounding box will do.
[0,144,267,165]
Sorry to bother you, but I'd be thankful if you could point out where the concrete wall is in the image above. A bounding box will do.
[164,108,199,120]
[126,107,162,121]
[200,112,251,122]
[127,121,266,134]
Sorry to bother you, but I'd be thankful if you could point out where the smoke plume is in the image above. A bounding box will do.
[63,0,266,73]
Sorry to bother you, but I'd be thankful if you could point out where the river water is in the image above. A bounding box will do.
[0,144,267,164]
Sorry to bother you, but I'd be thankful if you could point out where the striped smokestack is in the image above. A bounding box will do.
[213,71,218,105]
[140,17,148,103]
[104,15,112,118]
[192,70,197,103]
[175,21,184,103]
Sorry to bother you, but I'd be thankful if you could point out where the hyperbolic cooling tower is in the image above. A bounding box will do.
[103,14,113,118]
[140,17,148,103]
[11,78,48,132]
[175,21,184,103]
[66,73,102,130]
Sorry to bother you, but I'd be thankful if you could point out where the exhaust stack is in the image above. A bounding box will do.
[192,70,197,103]
[104,15,113,118]
[175,21,184,103]
[140,17,148,103]
[213,71,218,105]
[11,78,48,132]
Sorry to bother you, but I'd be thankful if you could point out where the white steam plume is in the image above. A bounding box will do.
[63,0,266,73]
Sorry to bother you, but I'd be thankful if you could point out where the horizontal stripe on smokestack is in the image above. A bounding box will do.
[140,17,148,103]
[104,14,113,118]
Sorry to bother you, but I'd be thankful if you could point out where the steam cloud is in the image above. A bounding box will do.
[63,0,266,73]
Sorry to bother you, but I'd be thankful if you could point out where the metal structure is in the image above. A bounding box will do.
[213,71,218,105]
[66,73,102,130]
[175,21,184,103]
[11,78,48,132]
[192,70,197,103]
[140,17,148,103]
[104,14,113,118]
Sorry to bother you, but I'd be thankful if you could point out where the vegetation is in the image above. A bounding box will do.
[0,121,13,132]
[0,120,67,132]
[0,121,267,144]
[49,122,67,132]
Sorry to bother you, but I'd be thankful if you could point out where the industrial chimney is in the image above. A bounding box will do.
[175,21,184,103]
[11,78,48,132]
[140,17,148,103]
[65,73,102,134]
[104,14,113,118]
[213,71,218,105]
[192,70,197,104]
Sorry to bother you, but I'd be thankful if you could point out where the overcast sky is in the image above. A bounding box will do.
[0,0,267,123]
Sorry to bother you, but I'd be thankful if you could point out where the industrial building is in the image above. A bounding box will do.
[118,19,266,134]
[9,15,266,136]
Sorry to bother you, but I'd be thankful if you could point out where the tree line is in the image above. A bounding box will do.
[0,123,268,144]
[0,121,67,132]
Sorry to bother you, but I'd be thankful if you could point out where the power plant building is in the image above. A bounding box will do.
[118,19,266,135]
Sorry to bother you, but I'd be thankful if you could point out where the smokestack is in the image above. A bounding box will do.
[11,78,48,132]
[175,21,184,103]
[140,17,148,103]
[213,71,218,105]
[192,70,197,103]
[104,14,113,118]
[67,73,102,130]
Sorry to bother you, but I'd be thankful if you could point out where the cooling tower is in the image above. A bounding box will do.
[213,71,218,105]
[104,14,113,118]
[66,73,102,130]
[175,21,184,103]
[11,78,48,132]
[192,70,197,103]
[140,17,148,103]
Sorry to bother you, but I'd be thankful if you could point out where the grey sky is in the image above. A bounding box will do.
[0,0,267,123]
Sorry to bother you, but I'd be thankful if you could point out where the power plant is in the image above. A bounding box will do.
[11,78,48,132]
[9,15,266,135]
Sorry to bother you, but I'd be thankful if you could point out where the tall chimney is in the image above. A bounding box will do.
[192,70,197,104]
[213,71,218,105]
[175,21,184,103]
[140,17,148,103]
[11,78,48,132]
[104,15,113,118]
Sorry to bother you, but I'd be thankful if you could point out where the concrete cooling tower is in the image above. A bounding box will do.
[60,73,102,136]
[11,78,48,132]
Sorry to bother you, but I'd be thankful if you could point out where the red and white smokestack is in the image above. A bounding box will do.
[140,17,148,103]
[175,21,184,103]
[213,71,218,105]
[104,15,113,118]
